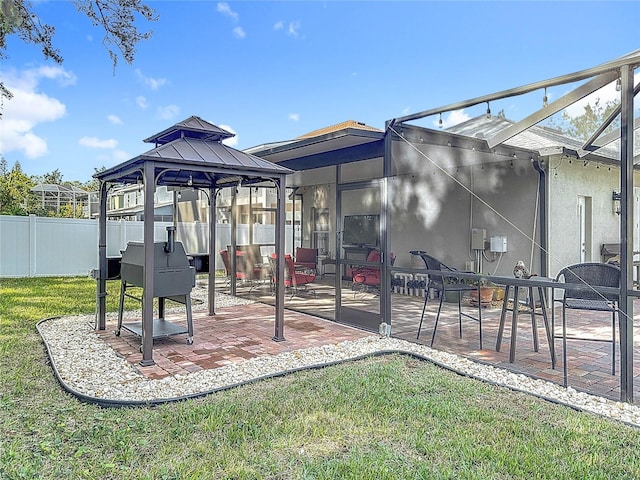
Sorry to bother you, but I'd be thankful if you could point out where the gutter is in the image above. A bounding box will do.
[531,157,547,277]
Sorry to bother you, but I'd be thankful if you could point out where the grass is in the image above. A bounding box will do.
[2,277,640,479]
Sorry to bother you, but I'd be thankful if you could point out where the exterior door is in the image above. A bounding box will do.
[336,181,383,332]
[577,195,592,263]
[578,196,586,263]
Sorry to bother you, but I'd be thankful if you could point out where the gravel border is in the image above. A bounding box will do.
[36,291,640,427]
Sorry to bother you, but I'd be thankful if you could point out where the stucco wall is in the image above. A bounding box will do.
[547,158,640,276]
[389,139,542,276]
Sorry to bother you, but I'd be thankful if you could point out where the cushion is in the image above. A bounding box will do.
[366,249,381,263]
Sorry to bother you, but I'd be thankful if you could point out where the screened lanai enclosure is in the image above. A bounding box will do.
[245,50,639,402]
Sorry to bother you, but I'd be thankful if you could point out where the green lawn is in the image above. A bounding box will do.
[2,277,640,479]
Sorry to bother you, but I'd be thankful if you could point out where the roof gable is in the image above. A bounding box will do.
[297,120,382,139]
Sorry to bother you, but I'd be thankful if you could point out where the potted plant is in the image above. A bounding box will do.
[469,278,495,307]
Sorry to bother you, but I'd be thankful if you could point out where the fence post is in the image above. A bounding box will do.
[29,214,36,277]
[120,218,126,251]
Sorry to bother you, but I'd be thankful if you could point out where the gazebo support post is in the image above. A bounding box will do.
[208,187,217,316]
[140,161,156,366]
[96,180,108,330]
[273,177,286,342]
[230,187,238,297]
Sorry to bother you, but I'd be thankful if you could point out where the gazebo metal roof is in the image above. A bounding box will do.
[96,116,291,188]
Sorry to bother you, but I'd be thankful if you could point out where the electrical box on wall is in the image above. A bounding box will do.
[490,236,508,253]
[471,228,487,250]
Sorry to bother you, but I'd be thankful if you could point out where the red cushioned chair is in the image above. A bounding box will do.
[270,253,316,298]
[351,249,395,296]
[220,248,262,290]
[294,247,318,275]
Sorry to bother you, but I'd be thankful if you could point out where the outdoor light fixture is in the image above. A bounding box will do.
[543,87,548,107]
[486,102,491,119]
[438,113,443,128]
[187,174,193,187]
[612,190,621,215]
[616,78,622,92]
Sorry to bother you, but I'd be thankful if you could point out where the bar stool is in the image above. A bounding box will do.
[496,284,556,368]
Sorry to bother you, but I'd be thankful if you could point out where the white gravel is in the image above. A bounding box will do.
[36,291,640,427]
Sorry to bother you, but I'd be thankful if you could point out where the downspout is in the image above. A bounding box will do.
[532,156,547,277]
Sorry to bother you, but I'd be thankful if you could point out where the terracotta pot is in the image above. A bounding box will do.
[493,287,505,301]
[470,287,494,307]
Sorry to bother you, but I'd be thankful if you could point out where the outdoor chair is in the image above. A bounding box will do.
[552,262,620,387]
[270,253,316,298]
[412,251,483,349]
[218,249,232,286]
[294,247,318,275]
[351,249,396,296]
[220,247,263,290]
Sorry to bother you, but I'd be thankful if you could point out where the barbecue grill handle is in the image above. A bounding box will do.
[165,226,176,254]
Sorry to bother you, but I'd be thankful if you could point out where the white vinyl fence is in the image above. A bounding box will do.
[0,215,298,278]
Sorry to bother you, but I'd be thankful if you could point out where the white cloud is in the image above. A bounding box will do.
[287,21,301,38]
[274,20,301,38]
[563,73,640,119]
[432,109,470,129]
[402,107,411,115]
[288,113,300,122]
[136,96,149,109]
[219,124,238,147]
[157,104,180,121]
[107,114,123,125]
[134,69,168,91]
[233,26,246,39]
[36,65,77,87]
[217,2,238,21]
[0,66,69,159]
[78,136,118,149]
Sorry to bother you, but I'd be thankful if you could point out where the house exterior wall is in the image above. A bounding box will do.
[388,138,542,276]
[547,158,640,275]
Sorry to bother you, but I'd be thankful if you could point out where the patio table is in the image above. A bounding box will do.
[395,268,624,369]
[490,276,557,367]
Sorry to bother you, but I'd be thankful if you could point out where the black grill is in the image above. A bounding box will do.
[116,228,195,345]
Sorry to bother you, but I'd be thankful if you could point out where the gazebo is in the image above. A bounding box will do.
[94,116,292,366]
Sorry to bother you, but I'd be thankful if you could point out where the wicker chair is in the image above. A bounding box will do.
[552,262,620,387]
[412,251,483,349]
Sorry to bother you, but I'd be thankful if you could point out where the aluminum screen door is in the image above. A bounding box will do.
[336,181,383,332]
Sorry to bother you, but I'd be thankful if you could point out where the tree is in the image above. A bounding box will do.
[37,168,64,186]
[0,158,36,215]
[0,0,157,105]
[560,98,620,142]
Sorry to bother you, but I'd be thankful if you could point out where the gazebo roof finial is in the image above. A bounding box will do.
[144,115,235,145]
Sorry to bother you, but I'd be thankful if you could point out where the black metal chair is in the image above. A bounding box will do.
[552,262,620,387]
[412,251,483,349]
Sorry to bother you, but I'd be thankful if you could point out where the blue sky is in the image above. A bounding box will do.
[1,1,639,182]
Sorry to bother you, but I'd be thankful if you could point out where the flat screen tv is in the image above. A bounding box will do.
[343,215,379,247]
